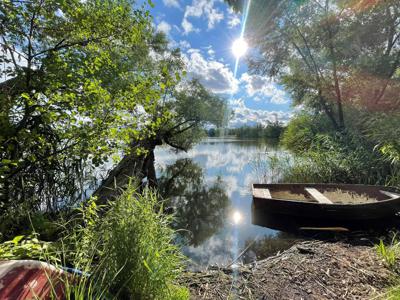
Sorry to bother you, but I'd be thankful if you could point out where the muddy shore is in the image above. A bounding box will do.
[181,239,396,299]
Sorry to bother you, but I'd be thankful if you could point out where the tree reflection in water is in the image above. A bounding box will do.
[158,158,229,247]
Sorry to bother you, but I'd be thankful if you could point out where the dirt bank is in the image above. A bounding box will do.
[181,240,395,299]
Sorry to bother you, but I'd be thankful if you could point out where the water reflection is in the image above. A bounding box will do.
[241,232,299,264]
[155,137,289,267]
[158,158,229,246]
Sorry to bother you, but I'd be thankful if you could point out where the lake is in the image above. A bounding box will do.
[155,137,298,269]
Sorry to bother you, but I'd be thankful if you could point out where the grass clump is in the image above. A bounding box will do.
[376,239,400,268]
[374,235,400,300]
[93,186,188,299]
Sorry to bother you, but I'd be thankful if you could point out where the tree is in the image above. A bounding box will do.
[0,0,170,227]
[227,0,400,130]
[94,77,229,202]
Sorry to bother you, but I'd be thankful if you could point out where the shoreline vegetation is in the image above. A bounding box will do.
[1,0,400,299]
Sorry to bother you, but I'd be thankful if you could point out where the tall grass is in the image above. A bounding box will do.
[376,238,400,268]
[374,235,400,300]
[0,183,189,300]
[93,186,188,299]
[258,133,400,186]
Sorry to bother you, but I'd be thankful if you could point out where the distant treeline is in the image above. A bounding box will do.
[208,122,285,139]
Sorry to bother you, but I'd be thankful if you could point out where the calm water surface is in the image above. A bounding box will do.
[155,137,296,268]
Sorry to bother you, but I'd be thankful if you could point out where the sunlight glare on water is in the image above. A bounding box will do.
[232,210,243,225]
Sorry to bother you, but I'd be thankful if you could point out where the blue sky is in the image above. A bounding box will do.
[150,0,293,127]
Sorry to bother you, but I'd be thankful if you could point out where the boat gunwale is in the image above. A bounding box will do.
[252,183,400,207]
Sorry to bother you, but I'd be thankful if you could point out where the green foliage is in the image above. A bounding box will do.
[226,122,284,140]
[275,107,400,187]
[0,0,173,222]
[277,133,398,185]
[281,113,334,153]
[363,112,400,165]
[156,79,230,151]
[96,186,187,299]
[62,184,188,299]
[376,239,399,268]
[0,233,57,262]
[0,183,189,299]
[232,0,400,130]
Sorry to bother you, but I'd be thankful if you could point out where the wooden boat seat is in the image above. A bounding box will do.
[380,190,400,199]
[305,188,333,204]
[253,187,272,199]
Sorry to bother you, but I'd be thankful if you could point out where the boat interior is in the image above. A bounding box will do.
[253,184,400,205]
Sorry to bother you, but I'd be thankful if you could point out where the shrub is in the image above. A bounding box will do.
[280,113,335,153]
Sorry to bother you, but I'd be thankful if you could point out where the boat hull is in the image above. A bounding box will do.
[252,183,400,230]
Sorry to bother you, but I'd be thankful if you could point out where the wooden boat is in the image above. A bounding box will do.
[0,260,71,299]
[252,183,400,230]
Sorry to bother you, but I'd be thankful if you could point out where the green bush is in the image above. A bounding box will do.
[280,113,335,153]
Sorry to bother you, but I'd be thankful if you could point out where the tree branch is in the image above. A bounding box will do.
[32,35,112,58]
[375,50,400,105]
[164,137,187,152]
[0,37,20,71]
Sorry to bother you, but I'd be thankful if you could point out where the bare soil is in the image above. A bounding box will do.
[181,240,395,299]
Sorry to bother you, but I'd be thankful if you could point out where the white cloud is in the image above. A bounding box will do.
[157,21,172,35]
[240,73,289,104]
[223,175,239,198]
[227,14,240,28]
[182,18,199,35]
[229,98,292,127]
[163,0,180,8]
[179,40,191,49]
[183,49,238,94]
[182,0,224,35]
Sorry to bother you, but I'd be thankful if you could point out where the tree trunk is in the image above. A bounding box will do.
[144,149,157,189]
[93,139,155,204]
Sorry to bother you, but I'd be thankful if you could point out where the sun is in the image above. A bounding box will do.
[232,38,248,58]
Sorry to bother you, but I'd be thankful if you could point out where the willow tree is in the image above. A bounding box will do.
[94,76,230,203]
[0,0,173,234]
[227,0,400,130]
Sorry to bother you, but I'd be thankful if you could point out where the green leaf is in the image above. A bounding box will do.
[12,235,24,245]
[143,259,152,273]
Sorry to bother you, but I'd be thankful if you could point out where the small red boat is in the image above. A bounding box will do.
[0,260,68,299]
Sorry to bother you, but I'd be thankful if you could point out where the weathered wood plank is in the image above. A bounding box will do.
[380,190,400,199]
[305,188,333,204]
[253,188,272,199]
